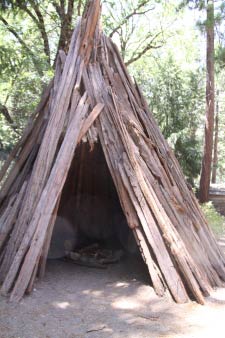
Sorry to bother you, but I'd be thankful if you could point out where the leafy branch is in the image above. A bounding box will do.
[125,31,164,66]
[109,0,154,38]
[0,15,44,75]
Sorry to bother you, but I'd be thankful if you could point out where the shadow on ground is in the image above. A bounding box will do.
[0,255,225,338]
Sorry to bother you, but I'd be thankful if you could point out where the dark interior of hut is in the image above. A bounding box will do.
[48,141,149,278]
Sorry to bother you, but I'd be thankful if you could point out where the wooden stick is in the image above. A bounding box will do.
[38,196,61,279]
[78,103,104,142]
[0,181,27,252]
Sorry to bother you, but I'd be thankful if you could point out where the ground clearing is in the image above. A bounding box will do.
[1,242,225,338]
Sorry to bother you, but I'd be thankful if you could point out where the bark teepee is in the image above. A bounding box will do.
[0,0,225,304]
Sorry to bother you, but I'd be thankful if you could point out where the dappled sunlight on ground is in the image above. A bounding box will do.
[53,301,71,309]
[112,297,140,310]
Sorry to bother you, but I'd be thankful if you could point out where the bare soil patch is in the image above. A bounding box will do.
[0,254,225,338]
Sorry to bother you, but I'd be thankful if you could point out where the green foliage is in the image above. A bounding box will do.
[212,74,225,183]
[0,3,53,158]
[0,45,19,75]
[215,46,225,69]
[146,57,199,138]
[0,114,17,151]
[178,1,206,11]
[102,0,170,65]
[201,202,225,237]
[132,54,204,183]
[174,136,201,184]
[0,112,18,171]
[0,0,173,156]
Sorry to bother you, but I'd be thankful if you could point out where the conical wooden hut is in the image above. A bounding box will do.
[0,0,225,303]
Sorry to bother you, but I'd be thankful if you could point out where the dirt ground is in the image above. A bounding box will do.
[1,244,225,338]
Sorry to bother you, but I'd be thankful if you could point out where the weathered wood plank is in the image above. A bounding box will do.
[38,196,61,279]
[0,22,83,283]
[0,182,27,253]
[78,103,104,142]
[9,100,105,301]
[1,93,88,297]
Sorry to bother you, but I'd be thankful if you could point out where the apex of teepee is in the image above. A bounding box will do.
[80,0,101,63]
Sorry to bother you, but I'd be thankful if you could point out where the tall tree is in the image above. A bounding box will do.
[211,89,219,183]
[199,0,215,202]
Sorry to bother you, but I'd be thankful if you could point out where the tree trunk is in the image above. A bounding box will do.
[211,90,219,183]
[199,0,214,203]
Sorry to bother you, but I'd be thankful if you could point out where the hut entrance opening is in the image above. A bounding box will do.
[48,141,143,271]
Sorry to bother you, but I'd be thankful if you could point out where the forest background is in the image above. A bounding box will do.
[0,0,225,191]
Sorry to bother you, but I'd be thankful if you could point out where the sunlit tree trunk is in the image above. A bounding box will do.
[199,0,214,203]
[211,90,219,183]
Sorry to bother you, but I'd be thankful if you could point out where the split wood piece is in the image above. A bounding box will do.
[0,113,48,207]
[0,195,17,250]
[106,38,224,294]
[74,142,86,210]
[80,0,101,63]
[141,114,225,276]
[9,99,105,301]
[38,196,61,280]
[135,154,213,293]
[127,124,221,287]
[97,115,166,297]
[104,38,142,109]
[78,103,104,142]
[99,108,183,301]
[91,31,223,302]
[119,157,190,303]
[135,84,218,233]
[122,147,207,304]
[0,181,27,253]
[26,254,41,295]
[0,194,17,232]
[5,143,41,203]
[114,160,166,297]
[112,87,207,301]
[0,143,49,281]
[49,52,65,108]
[4,100,106,301]
[0,23,82,282]
[89,83,166,297]
[133,227,166,296]
[37,103,105,280]
[135,90,225,276]
[0,93,88,297]
[85,58,212,302]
